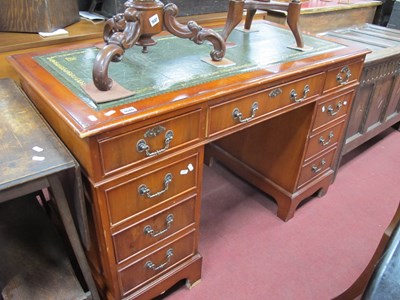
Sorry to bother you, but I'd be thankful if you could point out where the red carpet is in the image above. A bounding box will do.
[164,128,400,299]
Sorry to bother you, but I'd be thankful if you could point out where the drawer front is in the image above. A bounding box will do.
[99,109,202,175]
[313,91,353,130]
[323,61,363,93]
[112,196,196,263]
[297,148,336,188]
[208,73,324,136]
[304,120,345,160]
[105,154,199,225]
[118,231,196,296]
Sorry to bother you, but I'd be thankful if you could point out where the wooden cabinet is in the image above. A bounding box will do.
[9,21,368,300]
[318,24,400,155]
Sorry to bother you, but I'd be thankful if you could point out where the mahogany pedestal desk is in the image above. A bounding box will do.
[0,78,99,299]
[9,21,369,300]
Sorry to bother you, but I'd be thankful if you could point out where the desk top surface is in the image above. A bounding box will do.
[0,78,75,190]
[32,23,344,111]
[9,21,369,138]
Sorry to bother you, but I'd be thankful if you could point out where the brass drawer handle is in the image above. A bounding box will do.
[232,102,258,123]
[336,66,352,85]
[138,173,173,199]
[290,84,310,103]
[327,101,343,116]
[144,214,174,237]
[145,248,174,271]
[319,131,334,146]
[136,130,174,157]
[312,159,326,173]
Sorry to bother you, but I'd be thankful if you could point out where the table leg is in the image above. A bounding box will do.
[48,174,100,300]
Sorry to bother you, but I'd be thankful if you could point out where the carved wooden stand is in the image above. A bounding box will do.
[93,0,226,91]
[92,0,304,92]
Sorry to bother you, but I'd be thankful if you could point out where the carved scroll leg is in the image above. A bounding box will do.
[220,0,245,41]
[91,8,143,92]
[164,4,226,61]
[92,44,125,91]
[244,9,257,30]
[287,0,304,49]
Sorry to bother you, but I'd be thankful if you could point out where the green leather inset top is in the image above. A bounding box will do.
[34,23,343,111]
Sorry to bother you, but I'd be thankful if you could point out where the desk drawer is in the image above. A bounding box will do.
[98,109,202,176]
[208,73,324,136]
[297,148,336,188]
[312,91,353,131]
[104,153,199,226]
[323,61,363,93]
[304,120,345,161]
[118,231,196,296]
[112,195,196,264]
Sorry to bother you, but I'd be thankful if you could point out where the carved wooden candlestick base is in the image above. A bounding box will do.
[93,0,226,91]
[92,0,305,93]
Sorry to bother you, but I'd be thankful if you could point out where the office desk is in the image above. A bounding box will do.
[9,21,368,300]
[0,78,99,299]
